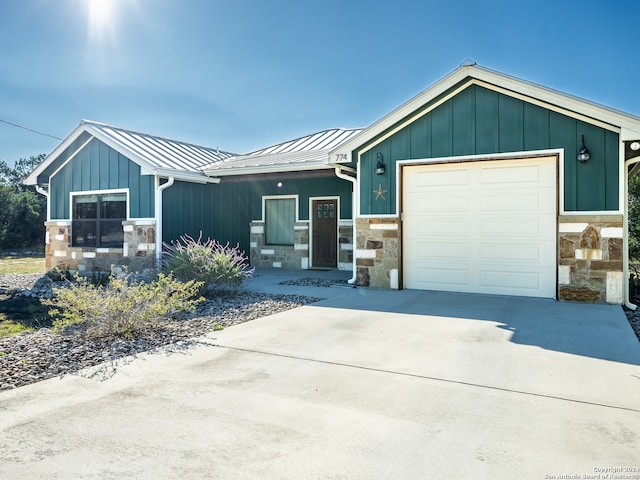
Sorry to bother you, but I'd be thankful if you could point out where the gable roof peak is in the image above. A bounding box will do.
[329,64,640,159]
[25,119,237,185]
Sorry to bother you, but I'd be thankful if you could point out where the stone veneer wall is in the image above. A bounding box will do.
[355,218,400,289]
[250,221,310,269]
[355,215,625,303]
[250,220,354,270]
[558,215,623,303]
[44,220,157,273]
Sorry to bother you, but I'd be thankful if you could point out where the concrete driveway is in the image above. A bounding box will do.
[1,270,640,479]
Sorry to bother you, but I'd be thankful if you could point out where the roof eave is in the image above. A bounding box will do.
[154,168,219,184]
[24,121,218,185]
[204,163,333,178]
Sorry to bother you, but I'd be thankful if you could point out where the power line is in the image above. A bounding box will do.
[0,118,63,141]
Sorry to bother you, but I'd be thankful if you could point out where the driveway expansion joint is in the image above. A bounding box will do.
[214,343,640,414]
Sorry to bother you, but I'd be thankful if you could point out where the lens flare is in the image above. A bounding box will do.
[87,0,115,44]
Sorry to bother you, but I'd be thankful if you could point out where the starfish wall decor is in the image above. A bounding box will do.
[374,184,388,200]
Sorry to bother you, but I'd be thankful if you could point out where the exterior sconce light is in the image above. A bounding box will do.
[577,135,591,163]
[375,152,386,175]
[631,141,640,151]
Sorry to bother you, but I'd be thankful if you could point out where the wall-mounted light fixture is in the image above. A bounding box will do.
[375,152,385,175]
[577,135,591,163]
[276,181,283,188]
[631,141,640,152]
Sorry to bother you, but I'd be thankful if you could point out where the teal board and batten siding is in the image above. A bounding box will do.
[49,138,155,219]
[162,174,353,255]
[358,84,620,215]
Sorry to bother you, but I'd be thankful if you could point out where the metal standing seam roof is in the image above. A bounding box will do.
[82,120,237,173]
[25,121,362,186]
[204,128,362,174]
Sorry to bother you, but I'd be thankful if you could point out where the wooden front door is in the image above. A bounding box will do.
[312,199,337,268]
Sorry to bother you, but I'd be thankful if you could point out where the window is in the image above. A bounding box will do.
[265,197,295,245]
[72,193,127,248]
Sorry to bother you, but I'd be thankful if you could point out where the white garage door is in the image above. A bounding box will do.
[402,156,557,298]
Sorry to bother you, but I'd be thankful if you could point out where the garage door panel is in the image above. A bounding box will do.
[416,219,468,235]
[403,156,557,298]
[479,270,542,292]
[416,195,468,211]
[415,169,468,187]
[479,243,545,262]
[480,192,547,211]
[417,266,469,287]
[479,164,544,184]
[415,242,469,260]
[479,217,547,236]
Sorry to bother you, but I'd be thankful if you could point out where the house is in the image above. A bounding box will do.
[26,64,640,304]
[25,120,360,275]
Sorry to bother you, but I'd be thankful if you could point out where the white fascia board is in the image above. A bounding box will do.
[473,66,640,132]
[621,127,640,142]
[329,164,357,175]
[24,123,89,185]
[154,168,219,184]
[330,64,640,160]
[203,163,333,177]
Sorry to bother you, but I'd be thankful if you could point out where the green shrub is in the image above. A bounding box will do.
[163,234,254,295]
[45,272,203,339]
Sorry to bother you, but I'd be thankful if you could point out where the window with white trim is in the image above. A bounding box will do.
[72,193,126,248]
[265,197,295,245]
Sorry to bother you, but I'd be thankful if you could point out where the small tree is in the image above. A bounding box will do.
[0,154,46,187]
[0,154,46,251]
[629,173,640,262]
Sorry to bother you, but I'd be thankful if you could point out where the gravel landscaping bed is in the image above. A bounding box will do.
[622,306,640,342]
[0,273,320,390]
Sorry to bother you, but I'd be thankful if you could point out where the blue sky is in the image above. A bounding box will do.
[1,0,639,166]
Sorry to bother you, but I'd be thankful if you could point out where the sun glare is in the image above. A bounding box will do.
[87,0,115,44]
[89,0,112,22]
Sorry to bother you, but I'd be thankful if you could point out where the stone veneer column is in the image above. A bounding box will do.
[250,221,310,269]
[558,215,623,303]
[355,218,400,288]
[44,221,71,270]
[122,220,156,259]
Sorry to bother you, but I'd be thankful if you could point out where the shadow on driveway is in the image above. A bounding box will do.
[315,287,640,366]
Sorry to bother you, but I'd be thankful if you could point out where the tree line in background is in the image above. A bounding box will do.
[629,174,640,263]
[0,154,46,252]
